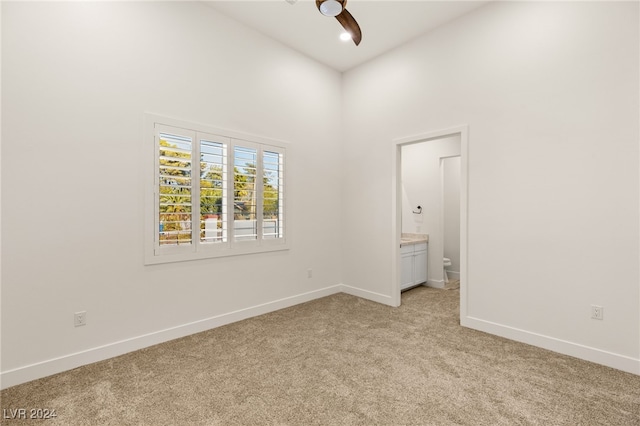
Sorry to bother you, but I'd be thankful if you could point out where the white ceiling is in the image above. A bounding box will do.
[204,1,490,72]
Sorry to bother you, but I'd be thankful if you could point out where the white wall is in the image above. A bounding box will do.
[342,1,639,373]
[1,2,343,387]
[401,136,460,285]
[2,0,639,387]
[443,156,461,279]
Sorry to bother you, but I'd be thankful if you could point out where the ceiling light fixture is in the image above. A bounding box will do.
[319,0,343,17]
[314,0,362,46]
[340,32,352,42]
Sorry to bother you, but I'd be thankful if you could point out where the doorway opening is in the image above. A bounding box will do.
[442,155,461,288]
[391,126,468,319]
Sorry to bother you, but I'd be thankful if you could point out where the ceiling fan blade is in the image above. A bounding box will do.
[336,8,362,46]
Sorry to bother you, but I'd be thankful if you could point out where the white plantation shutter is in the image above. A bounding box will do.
[233,145,259,242]
[199,136,228,244]
[262,148,284,239]
[157,127,195,252]
[146,116,288,264]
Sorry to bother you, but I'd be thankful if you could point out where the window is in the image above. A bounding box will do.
[145,115,288,264]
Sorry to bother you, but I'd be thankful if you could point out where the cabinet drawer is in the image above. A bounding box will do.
[414,243,427,252]
[400,245,415,254]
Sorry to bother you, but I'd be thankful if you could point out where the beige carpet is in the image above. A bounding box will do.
[2,287,639,425]
[444,279,460,290]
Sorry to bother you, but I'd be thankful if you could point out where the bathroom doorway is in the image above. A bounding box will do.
[391,126,468,316]
[442,155,461,288]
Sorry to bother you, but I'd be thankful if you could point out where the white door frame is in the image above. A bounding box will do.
[391,125,469,318]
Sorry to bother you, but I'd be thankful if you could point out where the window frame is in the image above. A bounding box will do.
[144,113,289,265]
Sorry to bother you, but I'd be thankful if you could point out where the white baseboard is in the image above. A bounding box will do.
[426,279,445,289]
[462,316,640,376]
[0,285,343,390]
[340,284,396,307]
[5,286,638,390]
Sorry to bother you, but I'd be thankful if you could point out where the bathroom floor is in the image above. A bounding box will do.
[444,279,460,290]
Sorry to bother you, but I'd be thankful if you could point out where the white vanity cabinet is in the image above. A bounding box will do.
[400,242,428,291]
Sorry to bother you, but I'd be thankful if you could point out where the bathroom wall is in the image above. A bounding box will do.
[401,136,461,285]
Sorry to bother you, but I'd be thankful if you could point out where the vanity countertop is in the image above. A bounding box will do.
[400,233,429,247]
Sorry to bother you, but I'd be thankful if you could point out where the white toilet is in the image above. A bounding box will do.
[443,257,452,283]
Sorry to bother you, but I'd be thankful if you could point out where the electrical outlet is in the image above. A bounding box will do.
[307,268,313,279]
[74,311,87,327]
[591,305,603,320]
